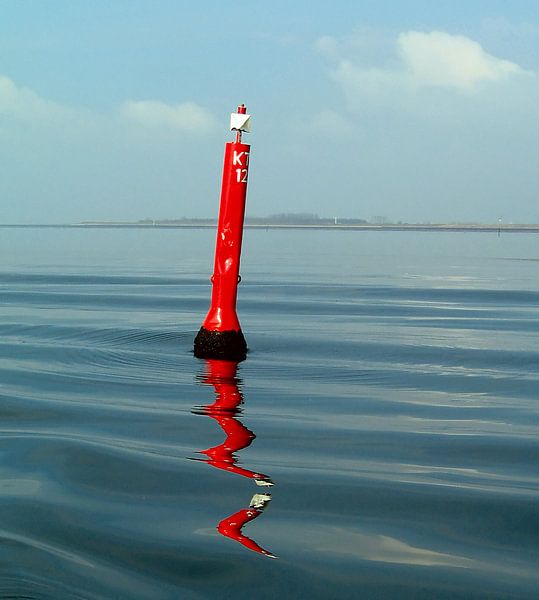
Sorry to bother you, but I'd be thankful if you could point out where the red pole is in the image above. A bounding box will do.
[194,105,251,361]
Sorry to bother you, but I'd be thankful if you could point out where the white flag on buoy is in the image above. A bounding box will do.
[230,112,251,132]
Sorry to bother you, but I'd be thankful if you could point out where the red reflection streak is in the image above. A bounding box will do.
[218,505,276,559]
[196,359,276,558]
[198,360,271,484]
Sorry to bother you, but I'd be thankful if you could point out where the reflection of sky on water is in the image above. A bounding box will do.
[308,526,475,568]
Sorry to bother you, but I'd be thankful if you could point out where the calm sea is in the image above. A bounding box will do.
[0,228,538,599]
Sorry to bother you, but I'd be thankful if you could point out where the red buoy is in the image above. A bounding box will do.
[194,105,252,361]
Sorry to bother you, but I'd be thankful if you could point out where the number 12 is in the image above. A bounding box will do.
[236,168,248,183]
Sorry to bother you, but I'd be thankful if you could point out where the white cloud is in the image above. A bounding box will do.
[0,74,218,140]
[0,74,218,141]
[332,60,403,101]
[309,29,539,223]
[315,35,341,60]
[323,30,527,103]
[0,75,106,144]
[0,75,72,122]
[121,100,217,134]
[0,74,217,135]
[398,31,522,90]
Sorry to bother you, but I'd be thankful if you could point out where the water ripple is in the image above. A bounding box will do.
[1,230,538,598]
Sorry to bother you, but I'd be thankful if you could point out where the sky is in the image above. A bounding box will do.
[1,0,539,224]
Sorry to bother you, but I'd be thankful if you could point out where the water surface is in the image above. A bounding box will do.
[0,228,538,598]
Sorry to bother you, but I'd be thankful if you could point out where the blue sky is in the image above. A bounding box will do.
[2,1,539,223]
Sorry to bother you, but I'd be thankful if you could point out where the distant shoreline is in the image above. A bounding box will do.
[1,223,539,233]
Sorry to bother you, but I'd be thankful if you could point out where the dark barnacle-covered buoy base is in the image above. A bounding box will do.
[193,327,248,362]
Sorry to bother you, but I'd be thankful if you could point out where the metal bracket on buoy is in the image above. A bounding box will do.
[194,104,253,361]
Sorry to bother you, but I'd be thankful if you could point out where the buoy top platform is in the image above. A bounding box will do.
[193,104,252,362]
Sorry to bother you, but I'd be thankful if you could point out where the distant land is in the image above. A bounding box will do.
[2,213,539,232]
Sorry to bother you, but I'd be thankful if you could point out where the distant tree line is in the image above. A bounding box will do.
[137,213,369,225]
